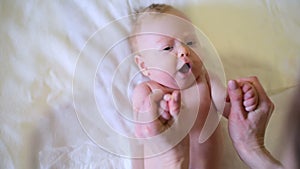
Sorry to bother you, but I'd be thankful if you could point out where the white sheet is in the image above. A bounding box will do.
[0,0,299,168]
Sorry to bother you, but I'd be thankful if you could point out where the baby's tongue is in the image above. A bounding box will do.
[179,63,190,73]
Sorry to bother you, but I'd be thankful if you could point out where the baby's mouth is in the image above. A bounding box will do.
[178,63,191,73]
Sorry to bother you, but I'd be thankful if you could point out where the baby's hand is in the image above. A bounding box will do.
[240,82,258,112]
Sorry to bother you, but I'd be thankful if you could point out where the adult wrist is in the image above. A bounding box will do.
[233,142,283,169]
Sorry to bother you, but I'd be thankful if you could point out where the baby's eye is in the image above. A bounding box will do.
[163,46,173,51]
[186,41,194,46]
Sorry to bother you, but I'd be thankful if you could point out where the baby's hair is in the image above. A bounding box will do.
[129,4,175,52]
[132,3,174,29]
[135,3,173,14]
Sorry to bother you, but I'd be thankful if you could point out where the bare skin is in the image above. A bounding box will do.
[131,6,259,169]
[132,76,258,169]
[227,77,283,169]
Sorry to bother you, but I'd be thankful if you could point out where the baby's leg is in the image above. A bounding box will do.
[144,135,190,169]
[189,123,222,169]
[241,82,258,112]
[188,101,222,169]
[134,90,190,169]
[144,90,190,169]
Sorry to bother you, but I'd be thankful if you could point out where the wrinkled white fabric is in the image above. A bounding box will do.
[0,0,299,168]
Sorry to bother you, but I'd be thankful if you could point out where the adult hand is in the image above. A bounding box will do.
[227,77,282,169]
[227,76,273,148]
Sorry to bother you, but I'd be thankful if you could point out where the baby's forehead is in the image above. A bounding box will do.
[138,10,190,25]
[136,13,196,39]
[137,33,194,42]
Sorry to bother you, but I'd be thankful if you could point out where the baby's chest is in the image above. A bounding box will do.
[181,82,211,114]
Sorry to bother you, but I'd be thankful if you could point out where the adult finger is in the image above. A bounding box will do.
[227,80,247,119]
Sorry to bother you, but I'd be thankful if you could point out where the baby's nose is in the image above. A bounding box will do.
[178,45,190,58]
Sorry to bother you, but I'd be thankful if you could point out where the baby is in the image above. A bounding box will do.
[130,4,258,169]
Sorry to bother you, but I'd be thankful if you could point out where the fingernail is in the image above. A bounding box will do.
[228,80,238,90]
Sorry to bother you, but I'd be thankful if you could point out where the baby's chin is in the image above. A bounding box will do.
[157,77,198,90]
[176,79,198,90]
[156,80,180,90]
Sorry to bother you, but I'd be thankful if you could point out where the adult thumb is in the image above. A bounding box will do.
[227,80,246,118]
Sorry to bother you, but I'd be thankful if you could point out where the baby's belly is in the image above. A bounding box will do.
[181,82,211,136]
[182,83,220,169]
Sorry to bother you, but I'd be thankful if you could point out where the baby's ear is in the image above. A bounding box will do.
[134,55,149,76]
[134,55,144,69]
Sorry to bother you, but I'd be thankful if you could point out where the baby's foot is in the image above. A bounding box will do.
[134,90,181,138]
[241,82,258,112]
[163,90,181,117]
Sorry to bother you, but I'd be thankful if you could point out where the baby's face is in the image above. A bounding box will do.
[134,9,204,89]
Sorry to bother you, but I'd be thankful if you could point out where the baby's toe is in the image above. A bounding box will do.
[244,90,255,100]
[242,83,252,93]
[243,97,257,107]
[245,105,257,112]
